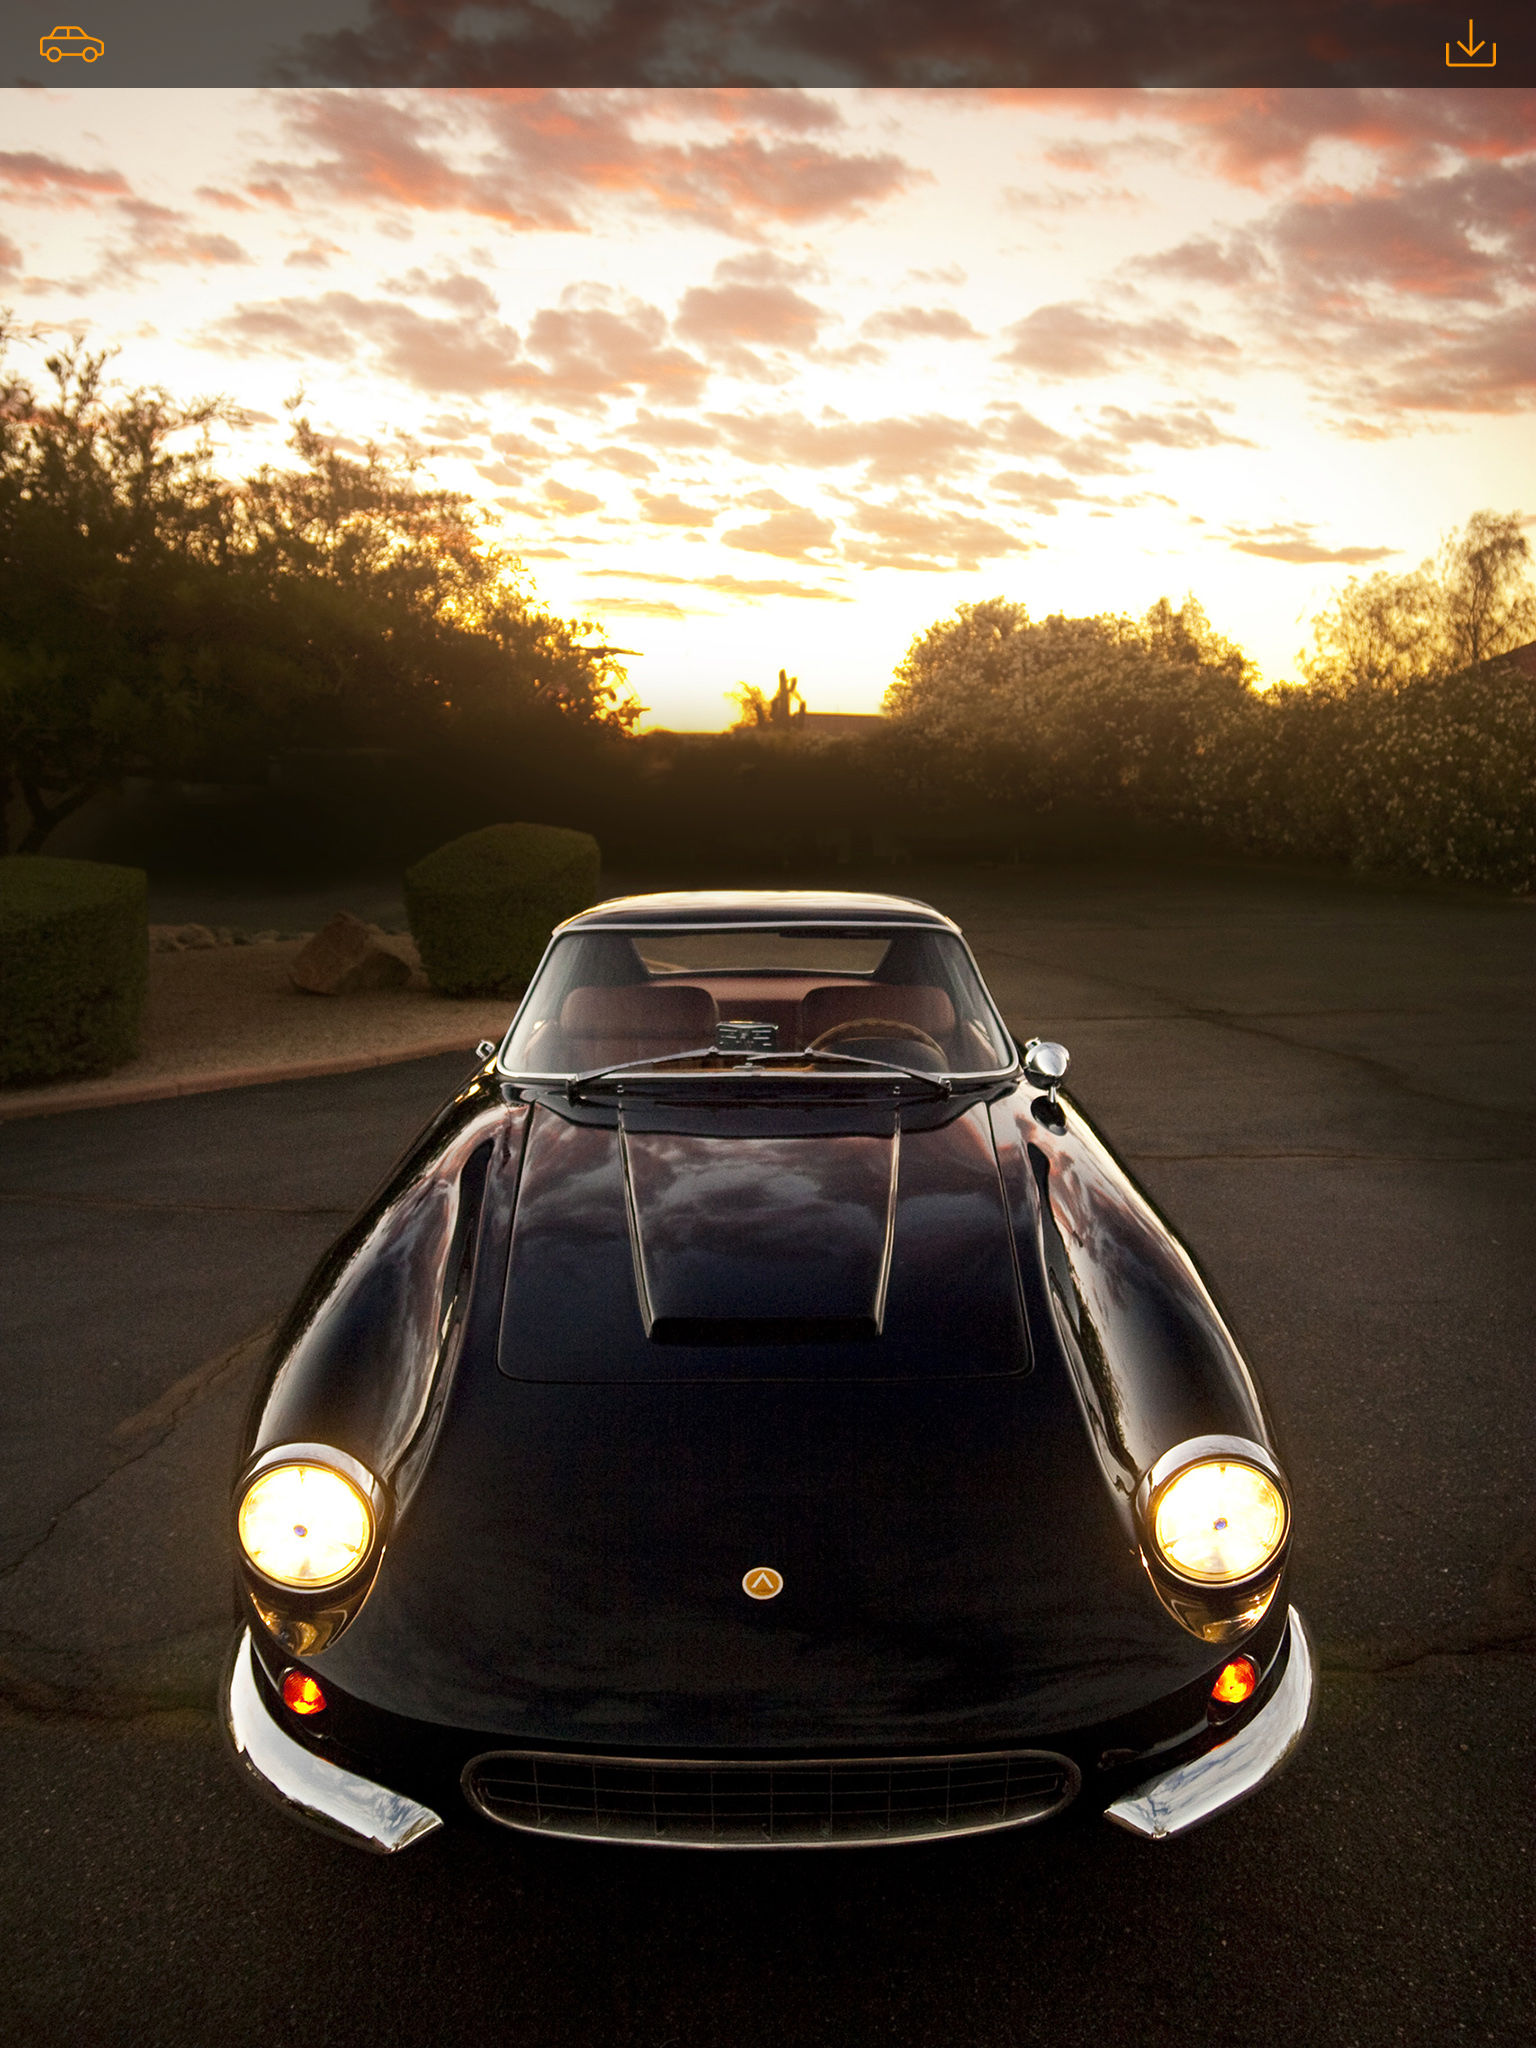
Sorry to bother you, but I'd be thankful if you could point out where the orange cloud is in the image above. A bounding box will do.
[1226,522,1398,564]
[721,492,837,560]
[636,491,718,526]
[840,502,1023,573]
[594,568,851,602]
[543,477,603,514]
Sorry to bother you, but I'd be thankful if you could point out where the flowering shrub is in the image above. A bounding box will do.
[1202,657,1536,891]
[885,590,1536,893]
[885,597,1252,820]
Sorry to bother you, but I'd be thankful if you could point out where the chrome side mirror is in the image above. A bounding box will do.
[1021,1037,1070,1105]
[475,1040,499,1062]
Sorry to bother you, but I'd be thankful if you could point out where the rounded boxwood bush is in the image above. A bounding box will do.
[405,823,600,997]
[0,857,149,1086]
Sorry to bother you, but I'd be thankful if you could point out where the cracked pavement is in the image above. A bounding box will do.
[2,863,1532,2047]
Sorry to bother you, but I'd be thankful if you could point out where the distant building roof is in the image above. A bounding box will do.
[1497,639,1536,678]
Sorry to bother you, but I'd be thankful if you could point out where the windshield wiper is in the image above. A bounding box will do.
[564,1044,950,1099]
[564,1045,719,1097]
[744,1047,951,1094]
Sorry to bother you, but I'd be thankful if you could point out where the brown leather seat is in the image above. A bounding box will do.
[799,984,956,1045]
[558,983,719,1070]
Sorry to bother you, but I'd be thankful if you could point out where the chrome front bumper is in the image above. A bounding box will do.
[1104,1606,1316,1841]
[224,1630,443,1854]
[225,1609,1314,1854]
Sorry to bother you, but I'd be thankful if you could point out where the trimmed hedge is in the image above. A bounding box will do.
[0,857,148,1085]
[405,822,600,997]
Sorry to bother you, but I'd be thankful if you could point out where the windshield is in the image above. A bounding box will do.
[500,925,1014,1080]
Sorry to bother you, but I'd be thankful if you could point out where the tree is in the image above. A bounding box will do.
[728,668,807,731]
[884,595,1254,816]
[0,324,641,852]
[1304,509,1536,691]
[0,329,243,848]
[1436,510,1536,672]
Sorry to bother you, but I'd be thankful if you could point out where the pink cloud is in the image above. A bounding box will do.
[207,282,706,411]
[255,90,915,241]
[839,502,1022,573]
[674,280,828,363]
[862,305,980,341]
[1001,303,1241,379]
[0,150,129,203]
[98,199,251,282]
[992,88,1536,189]
[1095,404,1258,450]
[285,239,348,270]
[524,290,707,407]
[1264,160,1535,308]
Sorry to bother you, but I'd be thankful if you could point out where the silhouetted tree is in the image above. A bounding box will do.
[728,667,807,731]
[0,324,640,851]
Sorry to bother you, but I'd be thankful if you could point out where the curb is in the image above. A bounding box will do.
[0,1035,486,1123]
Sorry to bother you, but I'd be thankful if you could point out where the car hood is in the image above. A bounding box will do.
[497,1097,1029,1380]
[314,1097,1218,1746]
[318,1364,1215,1748]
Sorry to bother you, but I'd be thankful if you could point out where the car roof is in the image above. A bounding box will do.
[559,890,960,933]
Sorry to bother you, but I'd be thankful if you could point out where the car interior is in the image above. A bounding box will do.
[510,931,1006,1074]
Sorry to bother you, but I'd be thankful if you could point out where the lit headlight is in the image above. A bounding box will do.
[238,1462,374,1589]
[1150,1458,1288,1585]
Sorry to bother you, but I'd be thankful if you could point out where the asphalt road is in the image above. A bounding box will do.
[3,861,1533,2048]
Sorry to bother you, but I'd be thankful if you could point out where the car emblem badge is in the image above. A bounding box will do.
[742,1565,783,1600]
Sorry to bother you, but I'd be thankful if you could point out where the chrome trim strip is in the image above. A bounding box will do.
[1104,1607,1316,1841]
[462,1745,1080,1850]
[223,1630,443,1855]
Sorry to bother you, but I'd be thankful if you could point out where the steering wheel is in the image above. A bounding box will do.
[806,1018,947,1058]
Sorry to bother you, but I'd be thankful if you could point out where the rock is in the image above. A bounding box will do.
[289,913,413,996]
[372,930,423,977]
[148,923,219,953]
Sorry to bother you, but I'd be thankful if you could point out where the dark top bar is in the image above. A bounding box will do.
[14,0,1531,88]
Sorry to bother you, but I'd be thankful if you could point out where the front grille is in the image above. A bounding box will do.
[463,1748,1080,1847]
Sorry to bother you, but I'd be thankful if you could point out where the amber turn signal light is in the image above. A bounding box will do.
[1210,1655,1259,1708]
[281,1669,327,1716]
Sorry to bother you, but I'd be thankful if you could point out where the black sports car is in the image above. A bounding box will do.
[225,890,1313,1851]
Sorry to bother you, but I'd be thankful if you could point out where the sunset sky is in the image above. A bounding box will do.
[2,87,1532,727]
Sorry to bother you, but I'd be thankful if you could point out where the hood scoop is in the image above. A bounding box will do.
[495,1100,1027,1382]
[620,1122,898,1344]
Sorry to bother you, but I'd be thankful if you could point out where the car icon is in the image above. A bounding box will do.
[39,25,104,60]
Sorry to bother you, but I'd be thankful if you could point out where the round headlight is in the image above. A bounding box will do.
[238,1462,374,1589]
[1150,1459,1287,1585]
